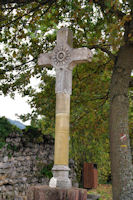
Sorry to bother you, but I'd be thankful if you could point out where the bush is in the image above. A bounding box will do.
[23,125,44,143]
[0,116,21,148]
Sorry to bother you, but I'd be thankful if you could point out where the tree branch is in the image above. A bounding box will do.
[92,0,125,20]
[88,44,116,62]
[0,0,57,29]
[0,0,36,5]
[0,7,15,22]
[0,58,36,75]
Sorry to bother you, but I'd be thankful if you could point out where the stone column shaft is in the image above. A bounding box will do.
[49,92,71,188]
[54,93,70,165]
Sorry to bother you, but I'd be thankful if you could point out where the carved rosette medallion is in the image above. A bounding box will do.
[52,46,71,68]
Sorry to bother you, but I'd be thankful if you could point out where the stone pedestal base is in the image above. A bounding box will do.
[27,185,87,200]
[49,165,72,189]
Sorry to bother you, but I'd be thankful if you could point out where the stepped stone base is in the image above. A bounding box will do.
[27,185,87,200]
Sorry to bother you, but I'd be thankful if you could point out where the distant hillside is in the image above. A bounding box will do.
[8,119,26,130]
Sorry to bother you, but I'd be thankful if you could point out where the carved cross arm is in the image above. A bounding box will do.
[38,52,52,66]
[69,48,93,70]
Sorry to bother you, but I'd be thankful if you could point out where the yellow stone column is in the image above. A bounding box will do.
[54,93,70,166]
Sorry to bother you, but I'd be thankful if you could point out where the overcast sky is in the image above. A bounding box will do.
[0,77,42,125]
[0,94,31,125]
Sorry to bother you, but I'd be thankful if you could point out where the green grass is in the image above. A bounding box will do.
[87,184,112,200]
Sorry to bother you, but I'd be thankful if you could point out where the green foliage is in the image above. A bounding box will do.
[36,162,53,179]
[69,59,111,183]
[23,124,54,143]
[40,163,53,179]
[7,143,20,153]
[23,125,44,143]
[0,117,21,148]
[0,0,130,96]
[20,74,56,137]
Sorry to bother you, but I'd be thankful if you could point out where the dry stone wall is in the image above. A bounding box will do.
[0,132,54,200]
[0,133,76,200]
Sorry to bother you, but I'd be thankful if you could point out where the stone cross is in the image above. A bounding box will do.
[38,27,92,189]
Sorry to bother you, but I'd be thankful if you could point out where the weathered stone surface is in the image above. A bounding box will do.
[56,93,70,114]
[51,165,72,189]
[0,133,77,200]
[0,134,54,200]
[27,185,87,200]
[38,27,92,95]
[38,27,92,189]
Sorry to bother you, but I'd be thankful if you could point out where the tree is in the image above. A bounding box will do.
[0,1,133,199]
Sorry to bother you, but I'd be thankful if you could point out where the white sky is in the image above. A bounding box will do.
[0,94,31,125]
[0,77,41,125]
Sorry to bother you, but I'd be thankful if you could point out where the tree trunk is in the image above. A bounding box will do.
[109,45,133,200]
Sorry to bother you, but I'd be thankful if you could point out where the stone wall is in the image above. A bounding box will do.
[0,132,54,200]
[0,133,76,200]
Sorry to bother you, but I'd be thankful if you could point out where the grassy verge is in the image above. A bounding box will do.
[87,184,112,200]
